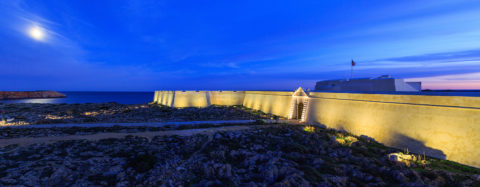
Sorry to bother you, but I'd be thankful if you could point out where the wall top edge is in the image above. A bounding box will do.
[154,90,294,96]
[309,92,480,108]
[154,90,293,92]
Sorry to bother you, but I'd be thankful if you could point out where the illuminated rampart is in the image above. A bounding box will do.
[153,89,480,168]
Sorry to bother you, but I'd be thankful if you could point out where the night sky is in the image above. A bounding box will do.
[1,0,479,91]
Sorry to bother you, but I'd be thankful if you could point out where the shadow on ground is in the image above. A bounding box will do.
[389,132,446,159]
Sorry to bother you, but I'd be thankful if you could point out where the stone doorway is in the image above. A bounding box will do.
[288,87,310,122]
[296,102,304,119]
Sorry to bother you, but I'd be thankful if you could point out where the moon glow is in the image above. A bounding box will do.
[28,26,45,41]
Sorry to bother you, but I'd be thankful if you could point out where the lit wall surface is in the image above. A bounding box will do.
[155,91,175,107]
[209,91,245,106]
[173,91,209,108]
[306,92,480,168]
[153,90,480,167]
[243,91,293,117]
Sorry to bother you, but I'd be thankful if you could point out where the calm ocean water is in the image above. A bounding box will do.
[0,92,154,104]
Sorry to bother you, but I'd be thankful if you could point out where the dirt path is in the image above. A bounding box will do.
[0,120,261,128]
[0,125,256,147]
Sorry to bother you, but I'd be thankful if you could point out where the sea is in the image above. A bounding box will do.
[0,90,479,105]
[0,91,154,104]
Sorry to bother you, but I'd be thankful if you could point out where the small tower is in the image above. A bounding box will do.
[288,87,310,122]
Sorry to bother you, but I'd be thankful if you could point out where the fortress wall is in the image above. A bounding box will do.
[153,91,162,104]
[153,91,175,106]
[243,91,294,117]
[209,91,245,106]
[153,90,480,167]
[164,91,175,106]
[153,91,158,103]
[307,92,480,168]
[173,91,209,108]
[309,92,480,108]
[154,90,295,116]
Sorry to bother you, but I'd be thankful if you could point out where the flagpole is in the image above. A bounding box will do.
[350,59,354,80]
[350,64,353,80]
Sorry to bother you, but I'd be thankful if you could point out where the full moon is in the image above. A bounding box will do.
[28,26,45,41]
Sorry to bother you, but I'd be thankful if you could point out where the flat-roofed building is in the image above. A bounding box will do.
[314,75,421,92]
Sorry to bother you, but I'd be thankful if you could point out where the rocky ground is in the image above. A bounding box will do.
[0,103,271,126]
[0,122,253,139]
[1,124,479,186]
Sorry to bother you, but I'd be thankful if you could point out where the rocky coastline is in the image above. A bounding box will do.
[1,103,479,186]
[1,124,479,186]
[0,91,66,100]
[0,103,268,126]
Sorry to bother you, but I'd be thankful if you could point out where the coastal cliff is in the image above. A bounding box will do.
[0,91,66,100]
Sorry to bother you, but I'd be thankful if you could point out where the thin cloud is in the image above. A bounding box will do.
[382,49,480,62]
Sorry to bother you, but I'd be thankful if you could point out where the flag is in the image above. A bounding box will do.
[351,60,356,66]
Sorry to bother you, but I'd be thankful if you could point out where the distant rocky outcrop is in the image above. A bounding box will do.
[0,91,66,100]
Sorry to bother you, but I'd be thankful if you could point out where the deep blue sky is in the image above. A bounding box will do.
[1,0,479,91]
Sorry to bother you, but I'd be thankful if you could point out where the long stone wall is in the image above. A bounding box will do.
[210,91,245,106]
[155,91,175,107]
[153,90,480,167]
[306,92,480,168]
[173,91,209,108]
[155,91,246,107]
[243,91,294,117]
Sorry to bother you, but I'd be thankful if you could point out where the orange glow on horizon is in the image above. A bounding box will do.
[406,72,480,90]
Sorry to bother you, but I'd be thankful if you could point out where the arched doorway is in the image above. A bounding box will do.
[296,102,304,119]
[288,87,310,122]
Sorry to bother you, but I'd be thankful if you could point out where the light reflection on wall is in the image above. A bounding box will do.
[173,91,208,108]
[306,92,480,168]
[154,91,175,106]
[153,89,480,168]
[209,91,245,106]
[243,91,293,117]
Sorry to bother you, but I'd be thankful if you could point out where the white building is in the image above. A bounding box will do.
[314,75,421,92]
